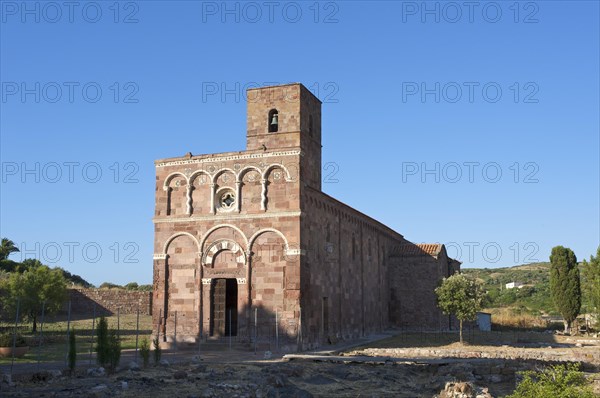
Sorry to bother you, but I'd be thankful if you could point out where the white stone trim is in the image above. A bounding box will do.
[202,239,246,266]
[236,278,247,284]
[156,150,302,168]
[153,211,302,224]
[153,254,168,260]
[201,278,212,285]
[285,249,306,256]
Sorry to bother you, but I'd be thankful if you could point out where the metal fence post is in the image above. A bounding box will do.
[89,303,96,366]
[297,307,302,352]
[174,311,177,346]
[135,305,140,363]
[37,300,46,370]
[65,300,72,367]
[275,308,279,353]
[10,298,21,375]
[228,309,232,351]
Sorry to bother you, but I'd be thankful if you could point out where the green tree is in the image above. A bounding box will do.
[581,246,600,328]
[0,265,67,332]
[99,282,121,289]
[95,316,110,367]
[139,337,150,367]
[0,238,20,261]
[95,316,121,373]
[435,273,484,343]
[549,246,581,333]
[107,329,121,372]
[153,335,161,365]
[124,282,139,290]
[506,363,595,398]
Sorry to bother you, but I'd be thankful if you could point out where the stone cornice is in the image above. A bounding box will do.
[156,149,302,168]
[153,211,303,224]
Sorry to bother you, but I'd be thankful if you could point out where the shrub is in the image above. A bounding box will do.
[95,316,110,366]
[0,332,27,347]
[107,329,121,372]
[139,337,150,367]
[153,335,161,365]
[507,363,595,398]
[68,327,76,372]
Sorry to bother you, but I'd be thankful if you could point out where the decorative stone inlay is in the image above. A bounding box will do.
[156,150,302,168]
[204,269,244,278]
[153,254,168,260]
[236,278,247,284]
[202,239,246,266]
[201,278,211,285]
[153,211,303,223]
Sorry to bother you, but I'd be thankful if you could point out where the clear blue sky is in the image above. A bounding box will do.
[1,1,598,286]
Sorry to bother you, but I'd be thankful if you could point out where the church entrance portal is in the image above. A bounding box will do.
[210,278,238,337]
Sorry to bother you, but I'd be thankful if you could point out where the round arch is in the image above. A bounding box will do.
[189,169,212,185]
[199,224,249,252]
[262,164,293,182]
[202,239,246,266]
[238,166,263,182]
[248,228,290,253]
[162,172,189,191]
[162,231,201,254]
[211,168,237,184]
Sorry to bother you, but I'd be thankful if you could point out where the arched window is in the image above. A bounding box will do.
[268,109,279,133]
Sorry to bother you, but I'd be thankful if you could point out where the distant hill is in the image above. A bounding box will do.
[463,262,556,316]
[0,259,93,288]
[463,262,591,317]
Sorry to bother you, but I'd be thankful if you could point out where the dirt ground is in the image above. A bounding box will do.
[1,331,599,397]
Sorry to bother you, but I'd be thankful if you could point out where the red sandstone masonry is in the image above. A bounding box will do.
[65,288,151,316]
[152,83,459,347]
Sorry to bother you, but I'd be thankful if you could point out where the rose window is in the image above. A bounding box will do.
[217,190,236,211]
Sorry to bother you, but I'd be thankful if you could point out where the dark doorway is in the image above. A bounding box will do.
[210,278,238,337]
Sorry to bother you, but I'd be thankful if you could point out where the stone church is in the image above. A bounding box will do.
[152,83,460,348]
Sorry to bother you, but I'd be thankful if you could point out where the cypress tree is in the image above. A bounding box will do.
[95,316,110,367]
[549,246,581,333]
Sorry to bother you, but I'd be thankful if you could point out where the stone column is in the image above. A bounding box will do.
[260,179,267,211]
[153,254,169,340]
[186,183,193,215]
[197,252,203,342]
[245,250,253,338]
[201,278,212,337]
[235,181,242,213]
[210,183,216,214]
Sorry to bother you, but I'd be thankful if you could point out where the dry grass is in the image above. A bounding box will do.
[486,308,556,330]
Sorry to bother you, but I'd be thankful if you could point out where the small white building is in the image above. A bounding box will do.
[505,281,524,289]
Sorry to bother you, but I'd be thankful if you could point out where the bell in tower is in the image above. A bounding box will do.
[268,109,279,133]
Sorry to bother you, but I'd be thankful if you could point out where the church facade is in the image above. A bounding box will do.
[152,83,459,347]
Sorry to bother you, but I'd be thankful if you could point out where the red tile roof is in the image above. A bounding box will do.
[390,243,443,257]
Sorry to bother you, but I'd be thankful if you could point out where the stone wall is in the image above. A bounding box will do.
[152,83,460,346]
[300,187,408,343]
[66,288,152,316]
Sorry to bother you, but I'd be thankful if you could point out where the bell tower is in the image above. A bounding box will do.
[246,83,322,189]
